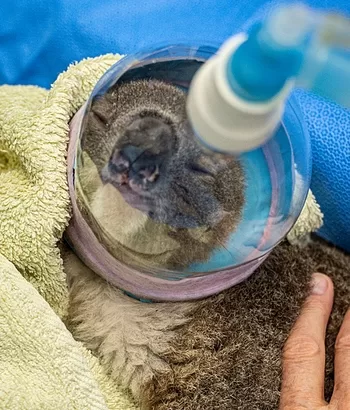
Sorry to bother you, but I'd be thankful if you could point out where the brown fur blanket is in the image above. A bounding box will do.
[64,237,350,409]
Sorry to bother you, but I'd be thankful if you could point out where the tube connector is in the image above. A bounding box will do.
[187,34,293,154]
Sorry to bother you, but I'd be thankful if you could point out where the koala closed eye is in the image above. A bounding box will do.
[188,162,214,177]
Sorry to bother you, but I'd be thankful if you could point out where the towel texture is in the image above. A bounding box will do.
[287,189,323,245]
[0,255,136,410]
[0,54,121,317]
[0,54,137,410]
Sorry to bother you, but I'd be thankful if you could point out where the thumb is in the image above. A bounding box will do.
[280,273,334,409]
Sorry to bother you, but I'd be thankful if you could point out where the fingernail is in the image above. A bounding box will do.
[311,273,328,295]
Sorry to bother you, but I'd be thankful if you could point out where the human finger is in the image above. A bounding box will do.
[331,308,350,406]
[280,273,334,409]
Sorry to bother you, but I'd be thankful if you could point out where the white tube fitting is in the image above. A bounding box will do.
[186,34,294,153]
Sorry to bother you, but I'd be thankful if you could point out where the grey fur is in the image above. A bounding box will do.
[82,79,244,229]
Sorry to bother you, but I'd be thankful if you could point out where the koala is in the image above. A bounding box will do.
[77,79,245,269]
[63,77,350,410]
[63,77,246,403]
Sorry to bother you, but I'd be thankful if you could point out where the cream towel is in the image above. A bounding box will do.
[0,254,136,410]
[0,55,136,410]
[288,189,324,244]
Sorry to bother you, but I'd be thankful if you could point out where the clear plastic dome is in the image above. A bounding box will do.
[66,44,312,301]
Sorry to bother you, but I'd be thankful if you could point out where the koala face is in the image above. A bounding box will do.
[101,112,236,228]
[83,80,244,230]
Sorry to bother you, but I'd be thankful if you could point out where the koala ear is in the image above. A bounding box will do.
[207,208,230,226]
[194,153,230,175]
[87,95,114,134]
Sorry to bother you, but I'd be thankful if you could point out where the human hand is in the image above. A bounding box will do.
[280,273,350,409]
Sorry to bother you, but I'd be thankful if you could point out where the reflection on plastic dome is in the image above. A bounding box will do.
[74,45,312,280]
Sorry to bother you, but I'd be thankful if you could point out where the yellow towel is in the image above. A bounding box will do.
[0,255,136,410]
[0,54,136,410]
[288,190,323,244]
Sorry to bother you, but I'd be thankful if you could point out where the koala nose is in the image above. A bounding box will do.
[120,145,160,184]
[121,145,146,169]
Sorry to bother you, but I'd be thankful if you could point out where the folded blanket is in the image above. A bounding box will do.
[0,254,136,410]
[0,55,137,410]
[0,54,323,409]
[0,54,123,318]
